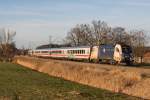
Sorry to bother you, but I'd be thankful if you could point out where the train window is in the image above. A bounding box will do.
[72,50,74,54]
[82,50,84,54]
[41,51,48,53]
[75,50,77,54]
[68,50,70,54]
[67,50,70,54]
[79,50,81,54]
[76,50,78,54]
[77,50,79,54]
[70,50,71,54]
[51,51,55,54]
[67,50,86,54]
[83,50,85,54]
[70,50,72,54]
[81,50,83,54]
[35,51,40,53]
[59,51,61,54]
[54,50,61,54]
[78,50,80,54]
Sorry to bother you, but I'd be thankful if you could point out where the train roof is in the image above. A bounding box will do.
[33,46,91,51]
[32,44,118,51]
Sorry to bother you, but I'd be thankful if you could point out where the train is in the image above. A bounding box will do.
[28,44,134,65]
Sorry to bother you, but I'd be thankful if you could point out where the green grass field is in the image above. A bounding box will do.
[0,63,141,100]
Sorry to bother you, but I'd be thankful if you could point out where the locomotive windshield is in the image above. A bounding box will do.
[122,46,132,54]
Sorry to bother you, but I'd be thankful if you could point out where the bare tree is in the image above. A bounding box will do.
[65,20,148,65]
[66,24,94,46]
[130,30,147,63]
[112,27,126,44]
[66,20,112,46]
[92,20,111,45]
[0,28,16,61]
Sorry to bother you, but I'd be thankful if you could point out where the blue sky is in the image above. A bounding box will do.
[0,0,150,48]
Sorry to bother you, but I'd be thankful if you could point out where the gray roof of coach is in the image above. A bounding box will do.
[35,46,90,51]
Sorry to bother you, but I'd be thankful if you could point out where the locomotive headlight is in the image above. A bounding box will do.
[123,54,128,58]
[130,54,133,61]
[125,55,129,58]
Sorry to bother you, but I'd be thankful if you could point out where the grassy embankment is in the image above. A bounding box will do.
[0,63,142,100]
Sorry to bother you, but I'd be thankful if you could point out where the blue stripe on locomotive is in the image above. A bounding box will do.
[99,44,114,59]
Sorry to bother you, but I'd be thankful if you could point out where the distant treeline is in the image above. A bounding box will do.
[36,44,71,49]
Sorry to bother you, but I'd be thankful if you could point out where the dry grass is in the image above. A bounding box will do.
[15,56,150,99]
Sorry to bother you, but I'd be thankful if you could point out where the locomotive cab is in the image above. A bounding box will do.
[122,45,133,65]
[114,44,133,65]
